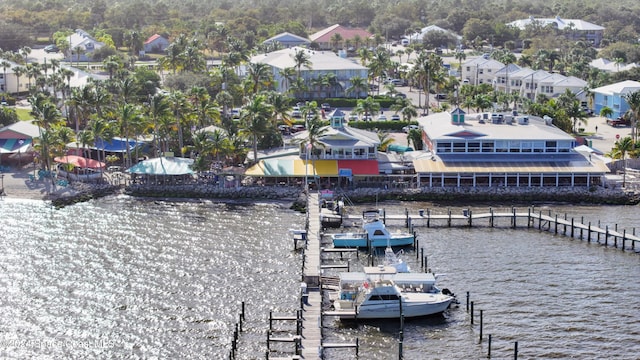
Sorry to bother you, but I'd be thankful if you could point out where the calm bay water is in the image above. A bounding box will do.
[1,197,639,359]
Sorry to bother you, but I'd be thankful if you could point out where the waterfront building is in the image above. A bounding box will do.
[245,109,380,184]
[413,109,609,188]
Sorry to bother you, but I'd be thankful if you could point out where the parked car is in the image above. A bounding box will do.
[391,114,401,121]
[402,125,420,133]
[291,124,306,133]
[377,114,388,121]
[362,113,373,121]
[348,113,359,121]
[292,106,302,118]
[44,44,59,53]
[278,125,291,135]
[394,92,407,99]
[231,108,241,119]
[321,103,331,112]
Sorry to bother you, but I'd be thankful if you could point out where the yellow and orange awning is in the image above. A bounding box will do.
[245,159,379,177]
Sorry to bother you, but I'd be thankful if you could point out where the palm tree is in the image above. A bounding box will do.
[294,107,328,189]
[330,33,343,51]
[354,97,381,119]
[454,51,466,80]
[169,90,190,156]
[11,66,25,95]
[622,90,640,142]
[115,103,143,167]
[377,131,395,152]
[292,49,312,81]
[240,94,273,165]
[1,61,10,90]
[600,106,613,119]
[19,46,31,64]
[146,93,172,157]
[346,76,368,99]
[246,62,273,94]
[87,117,113,165]
[607,136,635,187]
[266,91,293,126]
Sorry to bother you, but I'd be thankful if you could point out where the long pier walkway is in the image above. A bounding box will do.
[299,192,322,359]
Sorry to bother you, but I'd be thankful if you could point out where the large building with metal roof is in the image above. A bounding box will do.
[250,47,368,99]
[414,109,609,188]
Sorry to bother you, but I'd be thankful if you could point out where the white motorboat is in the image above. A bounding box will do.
[331,210,414,248]
[384,246,410,273]
[327,266,455,320]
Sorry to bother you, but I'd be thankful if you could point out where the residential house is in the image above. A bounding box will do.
[590,58,638,73]
[67,29,105,62]
[461,57,504,86]
[413,110,608,188]
[249,47,368,99]
[508,16,605,47]
[591,80,640,119]
[309,25,372,50]
[405,25,462,45]
[493,63,522,94]
[0,59,29,95]
[143,34,170,53]
[262,32,311,48]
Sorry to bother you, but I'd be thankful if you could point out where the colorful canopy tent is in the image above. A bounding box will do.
[54,155,106,169]
[94,137,146,153]
[126,157,194,175]
[0,138,32,154]
[245,159,379,177]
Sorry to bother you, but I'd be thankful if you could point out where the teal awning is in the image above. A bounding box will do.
[0,138,32,154]
[126,157,194,175]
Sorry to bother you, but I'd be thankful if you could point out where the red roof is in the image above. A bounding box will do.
[311,25,372,43]
[337,160,379,175]
[144,34,162,45]
[54,155,105,169]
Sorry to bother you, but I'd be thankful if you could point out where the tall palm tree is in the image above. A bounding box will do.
[169,90,190,156]
[607,136,635,187]
[246,62,273,94]
[11,66,25,95]
[330,33,343,51]
[1,61,10,90]
[115,103,142,167]
[266,91,293,126]
[146,93,172,157]
[240,94,273,165]
[87,117,113,165]
[622,90,640,142]
[454,50,466,80]
[346,76,368,99]
[294,106,328,189]
[292,49,312,81]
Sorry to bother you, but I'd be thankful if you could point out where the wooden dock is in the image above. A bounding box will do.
[340,207,640,251]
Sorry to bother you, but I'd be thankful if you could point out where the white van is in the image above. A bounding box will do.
[401,39,410,46]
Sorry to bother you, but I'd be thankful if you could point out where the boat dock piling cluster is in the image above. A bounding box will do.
[466,292,522,359]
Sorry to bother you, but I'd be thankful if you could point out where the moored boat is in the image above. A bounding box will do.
[331,210,414,248]
[327,266,455,320]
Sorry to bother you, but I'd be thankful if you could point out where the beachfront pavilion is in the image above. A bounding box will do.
[412,110,610,188]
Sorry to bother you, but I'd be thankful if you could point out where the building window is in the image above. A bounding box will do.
[545,141,557,152]
[468,142,480,152]
[437,142,452,153]
[509,141,521,152]
[481,141,494,152]
[495,140,508,153]
[453,142,466,152]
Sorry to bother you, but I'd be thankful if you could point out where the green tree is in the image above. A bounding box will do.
[240,94,273,165]
[607,137,635,187]
[622,90,640,142]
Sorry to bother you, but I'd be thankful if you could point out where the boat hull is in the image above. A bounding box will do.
[334,295,453,319]
[332,234,414,248]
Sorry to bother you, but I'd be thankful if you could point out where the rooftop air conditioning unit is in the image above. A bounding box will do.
[517,116,529,125]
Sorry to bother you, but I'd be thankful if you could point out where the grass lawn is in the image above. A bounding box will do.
[16,108,32,121]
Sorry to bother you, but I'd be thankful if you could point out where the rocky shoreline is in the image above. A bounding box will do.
[17,181,640,209]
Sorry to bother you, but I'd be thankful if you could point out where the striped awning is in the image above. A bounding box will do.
[245,159,379,177]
